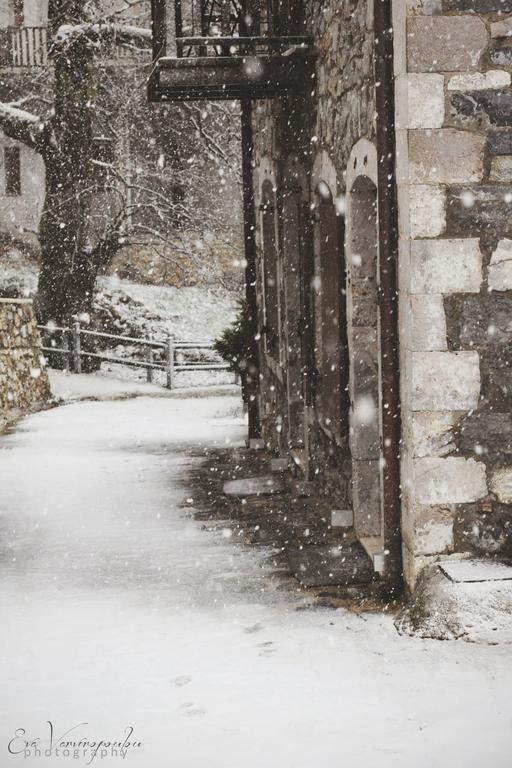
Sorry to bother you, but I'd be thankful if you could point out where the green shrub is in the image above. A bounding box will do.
[214,298,252,401]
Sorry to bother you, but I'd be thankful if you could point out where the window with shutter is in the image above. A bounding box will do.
[4,147,21,196]
[14,0,24,27]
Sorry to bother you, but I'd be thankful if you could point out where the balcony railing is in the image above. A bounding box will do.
[177,35,312,57]
[9,26,48,67]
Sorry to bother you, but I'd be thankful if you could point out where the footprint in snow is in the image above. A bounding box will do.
[244,622,264,634]
[174,675,192,687]
[179,703,206,717]
[258,642,277,657]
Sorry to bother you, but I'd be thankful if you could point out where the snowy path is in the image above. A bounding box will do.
[0,394,511,768]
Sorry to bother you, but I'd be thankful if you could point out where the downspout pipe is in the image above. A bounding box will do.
[374,0,403,595]
[240,99,261,441]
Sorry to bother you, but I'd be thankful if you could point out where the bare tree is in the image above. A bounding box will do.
[0,1,151,328]
[0,0,243,339]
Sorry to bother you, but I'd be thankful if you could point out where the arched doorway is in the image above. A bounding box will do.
[345,142,383,541]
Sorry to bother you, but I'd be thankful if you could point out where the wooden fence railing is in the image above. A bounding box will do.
[38,321,232,390]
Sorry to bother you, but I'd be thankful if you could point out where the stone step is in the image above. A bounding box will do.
[286,541,376,587]
[223,475,287,497]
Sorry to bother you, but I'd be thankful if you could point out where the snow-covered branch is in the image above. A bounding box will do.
[0,103,47,152]
[52,21,152,53]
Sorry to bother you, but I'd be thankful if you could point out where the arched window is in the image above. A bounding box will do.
[260,179,280,359]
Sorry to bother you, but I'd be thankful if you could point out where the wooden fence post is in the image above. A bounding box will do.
[72,320,82,373]
[166,336,174,389]
[62,330,71,372]
[146,338,154,383]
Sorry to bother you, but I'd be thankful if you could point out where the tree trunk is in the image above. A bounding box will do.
[0,2,149,363]
[36,35,98,330]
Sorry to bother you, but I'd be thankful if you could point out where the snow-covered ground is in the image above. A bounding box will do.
[0,393,511,768]
[48,369,239,402]
[49,369,169,400]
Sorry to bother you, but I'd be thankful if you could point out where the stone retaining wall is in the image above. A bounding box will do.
[0,299,51,420]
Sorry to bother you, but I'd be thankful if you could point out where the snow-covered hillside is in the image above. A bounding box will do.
[0,254,240,343]
[95,276,239,343]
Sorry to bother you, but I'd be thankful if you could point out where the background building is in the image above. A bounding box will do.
[0,0,243,288]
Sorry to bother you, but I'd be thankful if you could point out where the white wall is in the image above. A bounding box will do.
[0,0,48,28]
[0,134,45,235]
[0,0,14,27]
[23,0,48,27]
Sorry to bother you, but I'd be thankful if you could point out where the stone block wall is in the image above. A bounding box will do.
[394,0,512,587]
[0,299,50,420]
[249,0,512,590]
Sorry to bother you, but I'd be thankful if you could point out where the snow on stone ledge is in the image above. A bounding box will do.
[438,559,512,584]
[395,559,512,644]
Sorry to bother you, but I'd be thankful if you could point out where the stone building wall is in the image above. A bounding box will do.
[0,299,50,422]
[393,0,512,587]
[251,0,512,591]
[251,0,377,512]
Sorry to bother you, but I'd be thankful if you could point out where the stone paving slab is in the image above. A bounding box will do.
[223,475,287,497]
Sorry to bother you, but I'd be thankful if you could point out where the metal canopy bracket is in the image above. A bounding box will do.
[149,50,316,101]
[148,0,315,102]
